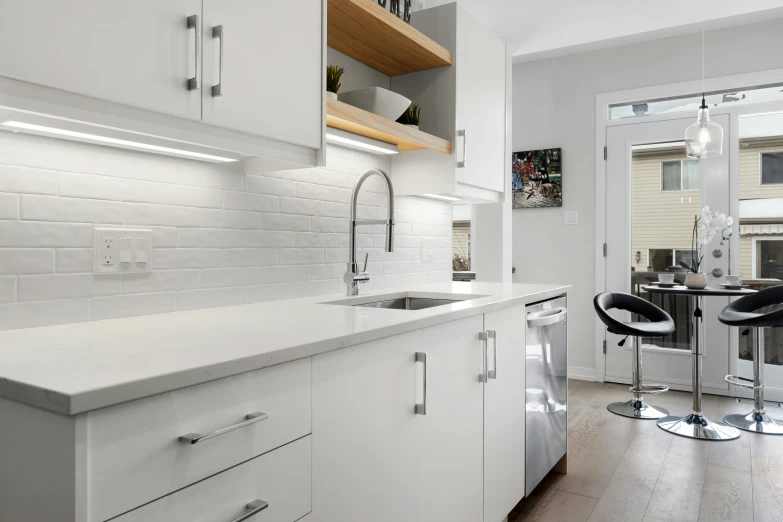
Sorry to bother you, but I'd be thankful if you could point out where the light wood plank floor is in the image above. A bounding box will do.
[510,379,783,522]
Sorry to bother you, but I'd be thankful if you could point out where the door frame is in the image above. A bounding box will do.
[594,66,783,386]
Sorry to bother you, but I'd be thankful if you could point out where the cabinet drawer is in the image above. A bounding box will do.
[86,358,311,522]
[114,435,311,522]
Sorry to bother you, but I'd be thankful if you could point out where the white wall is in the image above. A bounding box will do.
[512,17,783,377]
[0,132,451,331]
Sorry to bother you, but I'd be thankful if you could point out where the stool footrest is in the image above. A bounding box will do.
[724,375,760,389]
[629,384,669,395]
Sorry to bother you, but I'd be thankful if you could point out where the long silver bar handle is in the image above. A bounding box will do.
[415,352,427,415]
[487,330,497,380]
[179,412,267,444]
[479,331,489,382]
[186,15,200,91]
[212,25,224,97]
[230,499,269,522]
[457,129,467,168]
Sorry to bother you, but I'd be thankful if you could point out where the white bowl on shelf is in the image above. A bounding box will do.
[338,87,411,121]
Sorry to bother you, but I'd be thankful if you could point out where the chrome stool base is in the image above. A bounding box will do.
[723,411,783,435]
[607,399,669,419]
[657,413,740,441]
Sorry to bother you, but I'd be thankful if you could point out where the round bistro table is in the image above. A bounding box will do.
[643,284,757,441]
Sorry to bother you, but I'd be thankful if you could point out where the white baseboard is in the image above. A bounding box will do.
[568,365,597,381]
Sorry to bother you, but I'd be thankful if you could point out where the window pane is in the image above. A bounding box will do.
[682,160,700,190]
[649,249,674,271]
[661,161,681,191]
[762,152,783,184]
[674,249,697,269]
[758,240,783,279]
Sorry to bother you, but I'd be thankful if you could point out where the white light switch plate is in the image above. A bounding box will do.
[94,227,152,274]
[422,238,434,263]
[564,210,579,225]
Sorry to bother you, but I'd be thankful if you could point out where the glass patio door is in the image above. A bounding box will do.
[604,115,731,393]
[733,112,783,401]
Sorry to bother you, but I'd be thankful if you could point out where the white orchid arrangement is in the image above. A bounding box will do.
[679,206,733,273]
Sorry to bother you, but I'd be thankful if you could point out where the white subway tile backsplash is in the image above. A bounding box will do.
[0,133,451,330]
[279,248,324,265]
[124,202,202,228]
[263,213,311,231]
[0,249,55,275]
[0,276,16,303]
[18,273,122,301]
[280,197,324,216]
[21,195,123,224]
[245,175,297,197]
[224,191,279,213]
[91,292,177,321]
[242,283,295,303]
[0,165,59,195]
[0,193,19,219]
[200,267,261,288]
[177,287,244,311]
[0,299,90,330]
[152,248,223,270]
[54,248,95,274]
[296,232,337,248]
[122,270,200,294]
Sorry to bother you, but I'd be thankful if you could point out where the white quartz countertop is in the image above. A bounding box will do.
[0,282,569,415]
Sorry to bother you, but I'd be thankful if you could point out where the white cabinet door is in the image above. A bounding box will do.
[0,0,202,120]
[311,328,422,522]
[419,316,484,522]
[483,304,527,522]
[454,8,506,193]
[201,0,323,148]
[312,316,484,522]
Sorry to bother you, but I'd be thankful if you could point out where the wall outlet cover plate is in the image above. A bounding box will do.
[94,227,152,274]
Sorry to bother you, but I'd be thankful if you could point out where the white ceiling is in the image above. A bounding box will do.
[426,0,783,62]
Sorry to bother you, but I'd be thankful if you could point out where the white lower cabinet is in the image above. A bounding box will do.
[311,315,485,522]
[114,435,312,522]
[483,304,527,522]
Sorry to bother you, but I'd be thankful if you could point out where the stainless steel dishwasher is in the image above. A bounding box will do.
[525,296,567,496]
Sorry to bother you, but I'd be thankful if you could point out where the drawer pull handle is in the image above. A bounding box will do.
[231,499,269,522]
[179,412,268,445]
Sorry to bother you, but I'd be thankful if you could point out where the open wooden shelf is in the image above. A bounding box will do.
[327,98,451,154]
[328,0,452,76]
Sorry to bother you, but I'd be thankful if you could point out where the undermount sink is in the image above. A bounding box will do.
[322,292,487,311]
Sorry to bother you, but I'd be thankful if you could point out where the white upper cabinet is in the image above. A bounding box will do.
[390,3,507,202]
[454,7,506,194]
[201,0,324,149]
[0,0,202,120]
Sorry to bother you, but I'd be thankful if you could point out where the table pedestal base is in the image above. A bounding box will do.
[608,399,669,419]
[724,412,783,435]
[657,413,740,440]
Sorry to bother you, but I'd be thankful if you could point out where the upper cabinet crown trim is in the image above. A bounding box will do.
[327,0,452,76]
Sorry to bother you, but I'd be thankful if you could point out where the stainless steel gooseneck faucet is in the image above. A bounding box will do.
[344,169,395,296]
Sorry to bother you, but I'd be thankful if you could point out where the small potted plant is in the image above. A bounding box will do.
[397,103,421,129]
[679,206,733,289]
[326,65,345,100]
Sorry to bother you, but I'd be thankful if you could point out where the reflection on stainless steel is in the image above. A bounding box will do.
[525,296,567,496]
[354,297,460,311]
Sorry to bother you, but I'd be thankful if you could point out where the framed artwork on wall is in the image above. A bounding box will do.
[512,148,562,209]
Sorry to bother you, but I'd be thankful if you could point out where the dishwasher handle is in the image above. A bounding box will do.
[527,307,567,328]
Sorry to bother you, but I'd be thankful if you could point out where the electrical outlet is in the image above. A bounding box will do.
[422,238,434,263]
[94,227,152,274]
[102,237,115,266]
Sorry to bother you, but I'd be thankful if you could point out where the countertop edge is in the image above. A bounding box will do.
[5,285,570,415]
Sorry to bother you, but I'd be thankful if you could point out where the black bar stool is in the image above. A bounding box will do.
[594,292,675,419]
[719,285,783,435]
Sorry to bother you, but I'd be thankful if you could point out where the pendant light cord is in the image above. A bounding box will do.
[701,30,706,109]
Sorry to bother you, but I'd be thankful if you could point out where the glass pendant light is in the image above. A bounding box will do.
[685,31,723,158]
